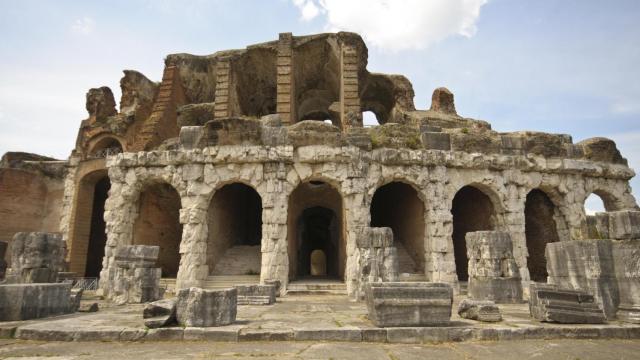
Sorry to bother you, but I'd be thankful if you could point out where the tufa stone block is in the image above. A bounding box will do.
[176,287,237,327]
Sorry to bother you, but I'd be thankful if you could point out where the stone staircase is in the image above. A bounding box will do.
[212,245,261,275]
[396,243,418,274]
[287,278,347,295]
[159,275,260,294]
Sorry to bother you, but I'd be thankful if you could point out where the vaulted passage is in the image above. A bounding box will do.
[207,183,262,275]
[84,176,110,277]
[370,182,425,274]
[525,189,561,282]
[133,182,182,278]
[451,186,497,281]
[288,181,344,280]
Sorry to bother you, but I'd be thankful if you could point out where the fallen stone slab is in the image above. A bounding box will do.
[234,284,276,305]
[0,283,73,321]
[529,283,607,324]
[176,287,236,327]
[143,298,176,328]
[365,282,452,327]
[457,298,502,322]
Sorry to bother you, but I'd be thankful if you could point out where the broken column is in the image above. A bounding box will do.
[365,282,453,327]
[176,287,237,327]
[466,231,523,303]
[355,227,398,299]
[109,245,162,304]
[529,283,607,323]
[234,284,276,305]
[8,232,66,283]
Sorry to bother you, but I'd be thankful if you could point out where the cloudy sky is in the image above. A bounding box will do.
[1,0,639,212]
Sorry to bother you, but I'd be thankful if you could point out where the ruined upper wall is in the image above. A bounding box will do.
[69,32,631,168]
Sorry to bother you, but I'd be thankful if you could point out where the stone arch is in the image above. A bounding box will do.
[87,134,125,158]
[585,188,622,212]
[450,184,503,281]
[287,179,345,280]
[206,182,263,275]
[132,180,183,278]
[67,168,110,276]
[370,180,426,274]
[524,188,566,282]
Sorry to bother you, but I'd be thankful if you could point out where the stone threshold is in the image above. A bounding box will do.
[2,324,639,344]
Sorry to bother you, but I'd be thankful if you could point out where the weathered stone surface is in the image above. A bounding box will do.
[263,279,282,297]
[546,240,619,319]
[466,231,522,303]
[610,241,640,323]
[176,287,237,327]
[86,87,117,122]
[356,227,398,298]
[78,302,99,313]
[365,282,452,327]
[177,103,215,127]
[0,283,73,321]
[109,245,162,304]
[529,283,606,324]
[457,298,502,322]
[0,241,7,280]
[421,131,451,150]
[430,87,457,115]
[143,298,176,328]
[594,211,640,240]
[69,288,83,313]
[235,284,276,305]
[578,137,626,165]
[10,232,66,283]
[120,70,158,119]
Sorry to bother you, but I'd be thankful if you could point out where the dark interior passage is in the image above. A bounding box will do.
[370,182,425,273]
[84,176,110,277]
[297,206,339,277]
[207,183,262,275]
[133,182,182,278]
[525,189,561,282]
[451,185,496,281]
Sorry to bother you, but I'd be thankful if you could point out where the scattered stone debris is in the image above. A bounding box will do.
[143,298,177,328]
[529,283,607,324]
[78,302,99,313]
[457,298,502,322]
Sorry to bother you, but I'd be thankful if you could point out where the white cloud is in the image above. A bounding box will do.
[292,0,488,51]
[71,17,96,35]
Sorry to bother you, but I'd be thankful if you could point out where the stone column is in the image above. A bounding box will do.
[424,176,458,284]
[175,193,209,290]
[276,32,294,126]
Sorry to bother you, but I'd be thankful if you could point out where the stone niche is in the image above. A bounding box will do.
[109,245,162,304]
[465,231,522,303]
[365,282,453,327]
[546,237,640,322]
[8,232,66,283]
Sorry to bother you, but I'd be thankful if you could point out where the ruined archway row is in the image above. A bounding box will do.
[61,151,636,298]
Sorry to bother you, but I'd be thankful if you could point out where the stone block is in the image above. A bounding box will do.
[594,211,640,240]
[466,231,522,303]
[69,288,83,312]
[176,287,237,327]
[78,302,99,312]
[143,298,177,328]
[529,283,606,324]
[421,132,451,150]
[0,283,73,321]
[365,282,452,327]
[263,279,281,297]
[10,232,66,283]
[234,284,276,305]
[611,241,640,323]
[457,298,502,322]
[114,245,159,269]
[0,241,7,280]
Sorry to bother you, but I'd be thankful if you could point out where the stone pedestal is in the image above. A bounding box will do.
[235,284,276,305]
[9,232,66,283]
[0,283,75,321]
[355,227,398,299]
[529,283,606,324]
[365,282,452,327]
[176,287,237,327]
[109,245,162,304]
[466,231,522,303]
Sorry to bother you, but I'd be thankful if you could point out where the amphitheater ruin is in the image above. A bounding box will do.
[1,32,637,301]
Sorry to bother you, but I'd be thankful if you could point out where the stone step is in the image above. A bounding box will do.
[398,273,427,282]
[286,280,347,295]
[395,242,419,274]
[159,275,261,292]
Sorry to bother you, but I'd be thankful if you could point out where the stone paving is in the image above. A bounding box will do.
[1,294,639,343]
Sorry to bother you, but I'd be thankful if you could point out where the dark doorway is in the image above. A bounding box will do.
[525,189,561,282]
[297,206,339,277]
[451,185,496,281]
[84,176,110,277]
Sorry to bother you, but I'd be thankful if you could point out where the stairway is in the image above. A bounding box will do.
[212,245,261,275]
[287,278,347,295]
[159,275,260,294]
[395,243,418,274]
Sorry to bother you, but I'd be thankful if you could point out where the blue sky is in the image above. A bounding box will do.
[0,0,639,212]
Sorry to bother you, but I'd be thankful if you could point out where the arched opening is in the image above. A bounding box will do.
[451,185,497,281]
[133,182,182,278]
[288,181,344,280]
[584,192,608,215]
[207,183,262,275]
[525,189,561,282]
[370,182,425,274]
[362,111,378,127]
[310,249,327,276]
[88,137,123,158]
[68,170,110,277]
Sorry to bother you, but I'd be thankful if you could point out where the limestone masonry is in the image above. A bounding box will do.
[0,32,638,305]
